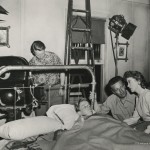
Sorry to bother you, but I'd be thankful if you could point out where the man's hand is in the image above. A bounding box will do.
[123,118,138,125]
[89,91,96,101]
[144,125,150,134]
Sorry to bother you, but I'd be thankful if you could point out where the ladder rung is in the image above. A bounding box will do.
[70,83,90,89]
[72,9,89,13]
[72,28,91,32]
[69,64,94,67]
[70,92,82,96]
[72,46,92,51]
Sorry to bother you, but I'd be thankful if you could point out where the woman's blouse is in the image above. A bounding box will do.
[124,89,150,125]
[29,51,62,86]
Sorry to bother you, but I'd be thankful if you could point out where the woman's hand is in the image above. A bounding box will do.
[144,125,150,134]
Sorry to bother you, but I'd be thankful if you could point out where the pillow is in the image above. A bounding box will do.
[46,104,79,130]
[0,116,63,140]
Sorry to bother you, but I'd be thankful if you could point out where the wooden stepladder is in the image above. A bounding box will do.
[64,0,95,104]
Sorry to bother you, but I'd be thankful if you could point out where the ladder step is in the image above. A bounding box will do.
[70,92,82,96]
[72,46,92,51]
[69,64,94,67]
[72,9,89,13]
[71,28,91,32]
[70,83,90,89]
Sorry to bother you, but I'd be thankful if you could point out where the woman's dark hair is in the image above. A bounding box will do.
[75,98,90,112]
[123,71,147,89]
[30,41,46,55]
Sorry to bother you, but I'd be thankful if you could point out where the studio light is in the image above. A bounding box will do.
[108,15,127,35]
[108,15,136,40]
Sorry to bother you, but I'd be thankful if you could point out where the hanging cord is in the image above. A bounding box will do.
[90,81,96,110]
[78,83,81,101]
[29,85,39,108]
[28,71,39,108]
[13,87,17,120]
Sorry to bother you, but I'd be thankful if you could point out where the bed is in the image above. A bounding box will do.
[0,64,95,149]
[1,113,150,150]
[52,114,150,150]
[0,133,56,150]
[0,64,150,150]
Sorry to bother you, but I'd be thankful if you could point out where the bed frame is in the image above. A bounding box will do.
[0,65,96,119]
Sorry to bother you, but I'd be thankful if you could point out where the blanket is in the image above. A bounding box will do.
[1,133,55,150]
[52,114,150,150]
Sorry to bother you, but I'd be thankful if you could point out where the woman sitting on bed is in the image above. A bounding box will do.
[123,71,150,132]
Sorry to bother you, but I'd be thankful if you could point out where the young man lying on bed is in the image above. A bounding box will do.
[1,99,150,150]
[75,98,94,119]
[75,97,150,133]
[75,97,131,122]
[51,98,150,150]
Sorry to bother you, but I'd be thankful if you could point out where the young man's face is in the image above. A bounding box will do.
[79,101,93,117]
[111,80,127,98]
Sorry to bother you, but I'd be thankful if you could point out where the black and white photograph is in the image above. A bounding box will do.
[0,0,150,150]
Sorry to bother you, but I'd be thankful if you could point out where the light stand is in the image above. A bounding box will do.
[110,30,118,76]
[108,15,136,76]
